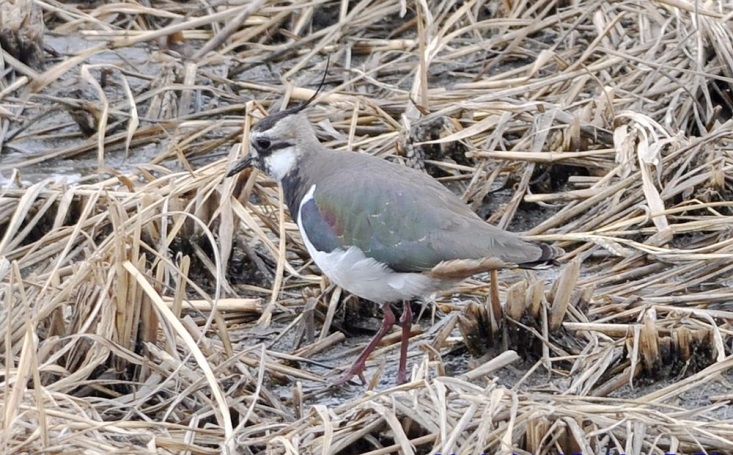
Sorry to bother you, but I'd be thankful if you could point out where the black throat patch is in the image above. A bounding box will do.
[280,169,307,221]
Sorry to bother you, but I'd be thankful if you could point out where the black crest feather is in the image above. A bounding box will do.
[252,56,330,132]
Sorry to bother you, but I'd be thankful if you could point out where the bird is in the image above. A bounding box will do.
[227,94,563,386]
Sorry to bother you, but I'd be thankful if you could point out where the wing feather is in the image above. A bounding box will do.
[303,151,546,273]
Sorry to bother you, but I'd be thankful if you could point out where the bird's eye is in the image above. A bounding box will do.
[255,138,271,150]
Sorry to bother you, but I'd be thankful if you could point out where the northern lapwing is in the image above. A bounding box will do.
[227,94,563,386]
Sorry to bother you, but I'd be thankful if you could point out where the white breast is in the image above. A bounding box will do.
[296,185,446,304]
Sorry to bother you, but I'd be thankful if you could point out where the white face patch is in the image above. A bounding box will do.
[262,146,298,181]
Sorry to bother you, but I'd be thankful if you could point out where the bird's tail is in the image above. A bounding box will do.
[520,243,565,269]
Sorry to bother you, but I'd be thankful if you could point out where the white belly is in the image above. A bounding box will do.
[308,243,440,303]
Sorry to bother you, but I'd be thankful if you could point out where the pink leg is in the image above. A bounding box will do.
[397,301,412,385]
[332,304,396,386]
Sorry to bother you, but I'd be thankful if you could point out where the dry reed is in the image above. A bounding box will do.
[1,0,733,453]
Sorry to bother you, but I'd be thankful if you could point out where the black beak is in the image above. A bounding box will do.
[227,156,254,177]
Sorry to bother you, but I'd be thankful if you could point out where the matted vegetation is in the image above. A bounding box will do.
[2,0,733,453]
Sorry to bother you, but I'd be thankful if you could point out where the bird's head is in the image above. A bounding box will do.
[227,61,329,182]
[227,106,321,181]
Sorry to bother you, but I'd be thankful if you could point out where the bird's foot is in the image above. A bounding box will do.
[330,304,397,387]
[395,369,408,386]
[330,364,366,386]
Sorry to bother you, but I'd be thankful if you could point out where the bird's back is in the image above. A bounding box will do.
[288,148,555,273]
